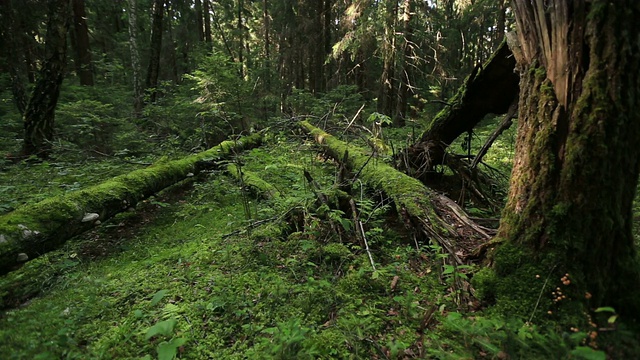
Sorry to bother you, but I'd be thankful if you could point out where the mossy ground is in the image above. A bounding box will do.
[1,125,638,359]
[0,134,448,359]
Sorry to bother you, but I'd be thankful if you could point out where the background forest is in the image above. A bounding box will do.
[1,0,639,359]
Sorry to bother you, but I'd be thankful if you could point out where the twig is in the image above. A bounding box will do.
[341,103,366,135]
[529,264,558,324]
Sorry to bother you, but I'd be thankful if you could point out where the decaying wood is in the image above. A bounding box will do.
[470,101,518,169]
[300,121,490,265]
[0,134,262,274]
[406,41,519,178]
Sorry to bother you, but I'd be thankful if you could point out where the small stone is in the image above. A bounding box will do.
[82,213,100,222]
[17,253,28,262]
[22,230,33,238]
[94,220,101,225]
[186,172,195,177]
[17,224,28,230]
[0,235,6,243]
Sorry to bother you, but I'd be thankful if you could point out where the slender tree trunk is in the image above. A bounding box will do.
[22,0,71,158]
[195,0,204,42]
[322,0,332,90]
[0,0,29,114]
[146,0,164,103]
[203,0,212,44]
[394,0,413,127]
[71,0,93,86]
[165,2,179,82]
[237,0,245,78]
[484,1,640,318]
[127,0,143,117]
[262,0,270,91]
[377,1,397,117]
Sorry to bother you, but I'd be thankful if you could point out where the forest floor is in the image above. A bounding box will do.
[0,122,637,359]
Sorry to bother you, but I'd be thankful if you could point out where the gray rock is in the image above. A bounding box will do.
[82,213,100,222]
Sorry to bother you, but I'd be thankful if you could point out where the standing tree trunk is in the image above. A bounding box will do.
[194,0,204,42]
[146,0,164,103]
[262,0,270,91]
[71,0,93,86]
[480,1,640,319]
[203,0,212,45]
[127,0,143,117]
[22,0,71,158]
[394,0,413,127]
[377,0,397,117]
[0,0,29,114]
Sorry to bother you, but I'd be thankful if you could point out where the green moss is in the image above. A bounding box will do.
[0,134,262,272]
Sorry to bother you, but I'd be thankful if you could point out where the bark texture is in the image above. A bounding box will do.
[22,0,72,157]
[483,1,640,317]
[0,134,262,275]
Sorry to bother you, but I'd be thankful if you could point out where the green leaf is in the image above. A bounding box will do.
[594,307,616,313]
[145,318,177,340]
[150,290,169,306]
[156,337,187,360]
[570,346,606,360]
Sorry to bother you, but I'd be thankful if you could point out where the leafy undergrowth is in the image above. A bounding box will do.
[0,131,633,359]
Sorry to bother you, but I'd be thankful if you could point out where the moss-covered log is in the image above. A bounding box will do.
[226,164,281,200]
[407,40,519,177]
[0,134,262,274]
[300,121,490,264]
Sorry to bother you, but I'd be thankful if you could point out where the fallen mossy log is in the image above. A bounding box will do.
[0,134,262,274]
[300,121,491,264]
[226,164,281,200]
[406,40,519,176]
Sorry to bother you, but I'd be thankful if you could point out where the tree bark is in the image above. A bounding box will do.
[127,0,143,117]
[0,134,262,275]
[203,0,212,44]
[195,0,204,42]
[71,0,93,86]
[146,0,165,103]
[394,0,413,127]
[22,0,72,158]
[406,40,519,179]
[481,1,640,318]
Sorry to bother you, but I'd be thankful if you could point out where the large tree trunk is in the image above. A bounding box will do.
[22,0,71,158]
[0,134,262,275]
[71,0,93,86]
[406,40,519,179]
[146,0,164,103]
[479,1,640,319]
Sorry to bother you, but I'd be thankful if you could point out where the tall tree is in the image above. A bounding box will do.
[146,0,165,103]
[484,1,640,318]
[22,0,72,157]
[71,0,93,85]
[0,0,29,114]
[127,0,143,117]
